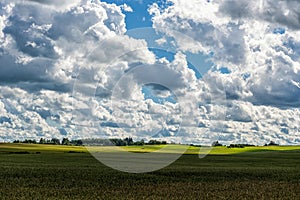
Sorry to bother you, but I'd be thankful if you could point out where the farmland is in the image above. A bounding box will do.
[0,143,300,199]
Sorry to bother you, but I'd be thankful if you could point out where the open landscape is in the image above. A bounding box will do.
[1,143,299,199]
[1,0,300,199]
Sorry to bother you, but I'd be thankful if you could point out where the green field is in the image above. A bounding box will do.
[1,143,300,199]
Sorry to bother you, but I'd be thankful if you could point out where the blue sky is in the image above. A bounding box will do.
[101,0,212,104]
[101,0,169,29]
[102,0,213,74]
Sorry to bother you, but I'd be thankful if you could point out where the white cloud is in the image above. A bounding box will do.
[24,0,82,11]
[149,0,300,107]
[0,0,157,141]
[1,0,299,145]
[217,0,300,30]
[120,4,133,13]
[155,37,167,45]
[149,0,247,66]
[148,0,300,144]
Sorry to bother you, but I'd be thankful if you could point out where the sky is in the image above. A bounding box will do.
[0,0,300,145]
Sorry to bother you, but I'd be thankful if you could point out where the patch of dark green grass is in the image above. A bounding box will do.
[66,151,86,153]
[8,151,30,154]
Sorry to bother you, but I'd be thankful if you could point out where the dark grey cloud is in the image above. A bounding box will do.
[3,19,58,59]
[218,0,253,19]
[0,55,53,82]
[218,0,300,30]
[25,0,81,9]
[263,0,300,30]
[250,82,300,108]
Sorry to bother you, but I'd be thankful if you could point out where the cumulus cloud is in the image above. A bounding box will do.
[0,0,154,86]
[25,0,82,10]
[218,0,300,30]
[71,51,226,144]
[120,4,133,12]
[0,0,157,141]
[0,0,299,145]
[149,0,300,144]
[149,0,247,66]
[150,0,300,106]
[1,0,214,144]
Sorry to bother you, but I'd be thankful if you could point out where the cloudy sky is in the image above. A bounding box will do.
[0,0,299,145]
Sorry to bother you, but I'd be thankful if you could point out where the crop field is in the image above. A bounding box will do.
[0,143,300,199]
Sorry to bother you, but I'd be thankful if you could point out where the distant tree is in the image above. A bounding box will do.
[39,138,46,144]
[124,137,133,145]
[148,140,162,145]
[110,139,126,146]
[228,144,244,148]
[70,139,83,146]
[22,139,37,144]
[212,141,223,147]
[76,140,83,146]
[61,138,70,145]
[13,140,20,143]
[51,138,60,145]
[267,141,279,146]
[134,139,145,146]
[22,139,28,144]
[243,144,255,147]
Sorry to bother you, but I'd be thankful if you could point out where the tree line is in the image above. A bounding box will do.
[211,140,279,148]
[13,138,83,146]
[12,138,167,146]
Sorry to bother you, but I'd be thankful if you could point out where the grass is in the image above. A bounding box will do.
[0,143,300,199]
